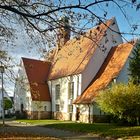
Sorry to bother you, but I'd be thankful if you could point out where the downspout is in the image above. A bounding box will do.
[50,80,53,119]
[88,104,91,123]
[75,75,79,121]
[77,75,79,97]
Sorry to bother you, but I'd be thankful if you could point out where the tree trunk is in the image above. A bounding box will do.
[38,110,41,120]
[136,117,139,126]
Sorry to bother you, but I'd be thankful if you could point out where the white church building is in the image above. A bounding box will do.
[14,17,137,122]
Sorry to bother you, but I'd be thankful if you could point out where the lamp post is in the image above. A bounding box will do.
[0,63,5,126]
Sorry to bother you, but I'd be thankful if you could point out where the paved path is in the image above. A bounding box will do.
[0,120,106,140]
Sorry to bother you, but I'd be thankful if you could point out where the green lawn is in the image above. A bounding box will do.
[17,119,140,139]
[17,119,72,125]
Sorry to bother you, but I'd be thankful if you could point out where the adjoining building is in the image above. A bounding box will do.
[0,89,13,118]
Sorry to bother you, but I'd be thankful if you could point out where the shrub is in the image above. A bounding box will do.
[96,82,140,125]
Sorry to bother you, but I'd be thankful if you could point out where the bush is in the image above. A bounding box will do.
[96,82,140,125]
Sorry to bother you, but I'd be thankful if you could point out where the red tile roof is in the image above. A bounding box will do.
[22,58,51,101]
[49,18,115,80]
[74,42,135,104]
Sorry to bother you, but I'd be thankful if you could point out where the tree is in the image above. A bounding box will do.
[4,97,13,110]
[129,42,140,84]
[0,0,140,40]
[1,0,140,61]
[0,51,8,60]
[1,0,140,110]
[96,83,140,125]
[0,50,17,87]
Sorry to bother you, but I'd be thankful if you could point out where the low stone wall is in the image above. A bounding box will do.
[26,111,51,119]
[52,112,75,121]
[39,111,109,123]
[80,114,110,123]
[53,112,68,120]
[92,115,111,123]
[69,113,109,123]
[52,112,83,121]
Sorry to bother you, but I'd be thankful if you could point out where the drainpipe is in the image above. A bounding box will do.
[77,75,79,97]
[50,80,53,119]
[88,104,91,123]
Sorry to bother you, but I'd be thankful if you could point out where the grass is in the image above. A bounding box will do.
[17,119,140,139]
[17,119,72,125]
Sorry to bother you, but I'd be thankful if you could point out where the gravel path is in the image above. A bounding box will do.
[0,120,106,140]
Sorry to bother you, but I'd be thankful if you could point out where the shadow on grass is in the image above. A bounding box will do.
[0,126,60,139]
[1,120,140,139]
[0,123,84,139]
[42,123,140,138]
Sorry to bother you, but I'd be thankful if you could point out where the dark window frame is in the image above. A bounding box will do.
[68,104,73,113]
[56,104,60,112]
[55,84,60,100]
[68,82,74,99]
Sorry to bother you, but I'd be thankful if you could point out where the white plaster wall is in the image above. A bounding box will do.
[14,64,51,112]
[117,43,137,83]
[78,104,89,123]
[79,104,89,115]
[116,59,130,83]
[50,74,82,115]
[13,81,21,111]
[32,101,51,111]
[48,81,52,98]
[92,103,104,115]
[14,61,32,112]
[81,18,123,92]
[78,104,101,117]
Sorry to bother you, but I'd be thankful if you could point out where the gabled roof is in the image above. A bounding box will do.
[49,18,115,80]
[74,42,135,104]
[22,58,51,101]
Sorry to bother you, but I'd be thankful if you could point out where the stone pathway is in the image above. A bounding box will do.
[0,120,106,140]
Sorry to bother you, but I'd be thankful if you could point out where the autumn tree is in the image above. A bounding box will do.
[1,0,140,42]
[96,83,140,125]
[0,50,17,87]
[1,0,140,95]
[129,42,140,84]
[1,0,140,59]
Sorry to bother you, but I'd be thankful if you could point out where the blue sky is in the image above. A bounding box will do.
[106,1,140,40]
[59,0,140,40]
[85,0,140,40]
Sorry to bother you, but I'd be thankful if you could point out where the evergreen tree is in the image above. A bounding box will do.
[129,42,140,84]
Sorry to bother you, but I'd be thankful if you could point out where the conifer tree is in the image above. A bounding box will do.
[129,42,140,84]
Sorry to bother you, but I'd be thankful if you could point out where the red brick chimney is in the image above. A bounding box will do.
[57,17,70,50]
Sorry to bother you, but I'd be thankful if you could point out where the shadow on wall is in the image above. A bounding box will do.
[15,111,27,119]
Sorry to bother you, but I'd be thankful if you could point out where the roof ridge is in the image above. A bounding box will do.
[49,17,115,80]
[22,57,51,64]
[62,17,115,47]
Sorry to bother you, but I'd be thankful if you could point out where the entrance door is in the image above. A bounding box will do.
[76,107,80,121]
